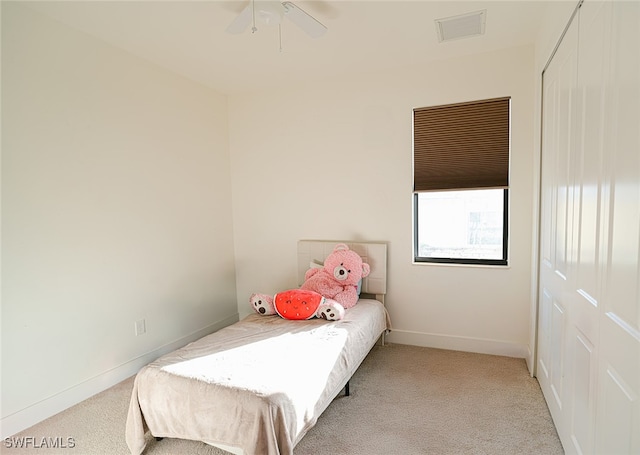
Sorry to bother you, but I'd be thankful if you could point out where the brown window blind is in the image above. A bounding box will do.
[413,97,510,192]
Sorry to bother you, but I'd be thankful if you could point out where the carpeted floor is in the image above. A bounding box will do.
[2,344,564,455]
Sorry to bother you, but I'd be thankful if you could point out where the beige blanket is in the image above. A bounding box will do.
[126,299,390,455]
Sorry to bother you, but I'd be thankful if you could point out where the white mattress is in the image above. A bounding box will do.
[126,299,390,455]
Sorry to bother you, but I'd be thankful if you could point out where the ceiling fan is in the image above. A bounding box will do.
[226,0,327,39]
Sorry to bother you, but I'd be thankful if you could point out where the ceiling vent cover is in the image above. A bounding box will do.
[435,10,486,43]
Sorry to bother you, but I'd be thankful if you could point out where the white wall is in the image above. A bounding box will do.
[1,4,237,436]
[229,44,536,358]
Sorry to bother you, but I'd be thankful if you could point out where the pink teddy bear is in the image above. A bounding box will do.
[250,244,371,321]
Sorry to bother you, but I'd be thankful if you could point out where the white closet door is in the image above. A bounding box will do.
[538,1,639,454]
[595,1,640,452]
[538,2,580,445]
[568,1,610,452]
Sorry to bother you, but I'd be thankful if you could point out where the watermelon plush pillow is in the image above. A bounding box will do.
[274,289,325,320]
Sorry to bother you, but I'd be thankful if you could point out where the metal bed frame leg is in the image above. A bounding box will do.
[345,381,350,396]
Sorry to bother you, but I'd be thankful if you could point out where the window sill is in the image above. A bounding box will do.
[412,260,510,269]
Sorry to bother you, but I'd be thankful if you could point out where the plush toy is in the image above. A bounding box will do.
[250,244,371,321]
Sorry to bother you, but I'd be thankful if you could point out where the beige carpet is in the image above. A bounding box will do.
[3,344,563,455]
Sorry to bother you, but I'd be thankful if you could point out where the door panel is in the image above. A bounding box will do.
[538,2,579,442]
[598,363,638,454]
[596,3,640,452]
[538,288,552,379]
[570,331,594,454]
[550,300,566,409]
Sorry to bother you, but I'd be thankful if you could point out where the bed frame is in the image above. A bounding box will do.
[126,240,389,455]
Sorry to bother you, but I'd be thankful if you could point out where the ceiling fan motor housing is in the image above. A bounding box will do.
[226,0,327,39]
[256,1,285,26]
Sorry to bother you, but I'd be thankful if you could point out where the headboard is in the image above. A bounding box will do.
[297,240,387,303]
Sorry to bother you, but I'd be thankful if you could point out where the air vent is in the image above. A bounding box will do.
[435,10,486,43]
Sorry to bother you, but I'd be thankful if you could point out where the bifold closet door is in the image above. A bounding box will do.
[594,1,639,453]
[537,1,639,454]
[538,4,580,451]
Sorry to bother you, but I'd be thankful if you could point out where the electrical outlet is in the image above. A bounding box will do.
[135,319,146,336]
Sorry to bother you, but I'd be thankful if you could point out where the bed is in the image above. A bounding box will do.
[126,240,390,455]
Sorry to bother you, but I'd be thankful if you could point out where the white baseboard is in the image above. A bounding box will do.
[385,329,529,359]
[1,313,239,439]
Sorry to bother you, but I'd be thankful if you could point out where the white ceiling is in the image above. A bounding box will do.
[23,0,560,95]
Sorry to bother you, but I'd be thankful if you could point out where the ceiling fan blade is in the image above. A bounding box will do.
[226,4,252,34]
[282,1,327,38]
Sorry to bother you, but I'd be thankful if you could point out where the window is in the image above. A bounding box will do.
[413,97,510,266]
[414,189,508,264]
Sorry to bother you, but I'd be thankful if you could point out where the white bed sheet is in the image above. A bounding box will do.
[126,299,390,455]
